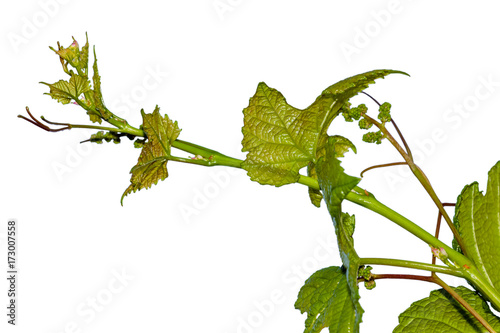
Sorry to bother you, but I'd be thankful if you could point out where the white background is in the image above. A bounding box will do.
[2,1,500,332]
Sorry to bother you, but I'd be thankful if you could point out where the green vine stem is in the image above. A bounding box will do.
[172,139,243,168]
[358,258,464,278]
[346,186,500,311]
[20,108,243,169]
[20,107,500,313]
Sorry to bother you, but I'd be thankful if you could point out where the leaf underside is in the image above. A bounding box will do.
[394,286,500,332]
[453,161,500,294]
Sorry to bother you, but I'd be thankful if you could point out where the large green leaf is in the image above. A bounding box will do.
[121,106,181,204]
[394,286,500,332]
[295,266,358,333]
[453,161,500,294]
[241,70,407,187]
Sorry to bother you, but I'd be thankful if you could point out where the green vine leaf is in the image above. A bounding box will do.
[42,34,112,124]
[394,286,500,332]
[241,69,407,187]
[50,34,89,76]
[41,74,91,105]
[295,266,358,333]
[121,106,181,204]
[453,161,500,294]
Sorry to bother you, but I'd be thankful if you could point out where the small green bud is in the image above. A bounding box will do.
[348,107,361,121]
[377,102,392,123]
[358,265,373,280]
[342,112,354,122]
[379,102,391,113]
[341,102,353,122]
[364,280,376,290]
[357,103,368,115]
[358,118,372,130]
[431,246,449,261]
[134,139,146,148]
[362,131,383,144]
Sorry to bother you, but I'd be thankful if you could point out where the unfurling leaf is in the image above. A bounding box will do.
[316,137,361,222]
[121,106,181,204]
[308,135,357,207]
[313,137,363,331]
[453,161,500,295]
[50,34,90,76]
[42,34,112,124]
[295,266,358,333]
[241,70,407,187]
[394,286,500,332]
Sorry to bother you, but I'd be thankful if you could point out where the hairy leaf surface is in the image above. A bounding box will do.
[394,286,500,332]
[121,106,181,204]
[295,266,357,333]
[241,70,407,187]
[454,161,500,293]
